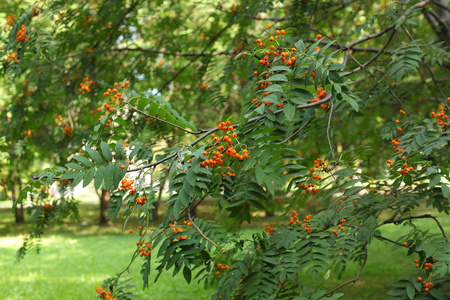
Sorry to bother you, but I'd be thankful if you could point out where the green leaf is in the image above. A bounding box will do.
[406,284,415,299]
[129,144,141,160]
[269,66,291,72]
[264,84,283,93]
[255,165,264,185]
[263,174,275,196]
[183,266,191,284]
[268,74,288,82]
[86,146,104,164]
[173,199,181,219]
[116,140,125,160]
[114,117,127,127]
[187,169,196,186]
[72,171,85,187]
[441,184,449,198]
[100,141,113,162]
[137,98,148,110]
[65,163,84,171]
[429,175,440,188]
[284,103,296,121]
[73,155,94,168]
[341,92,359,111]
[94,166,105,190]
[83,168,96,187]
[60,171,79,180]
[103,163,114,190]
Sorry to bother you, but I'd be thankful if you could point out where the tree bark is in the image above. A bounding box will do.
[10,171,24,223]
[99,189,110,225]
[423,0,450,47]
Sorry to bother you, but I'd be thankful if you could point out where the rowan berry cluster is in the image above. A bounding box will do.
[430,105,448,127]
[391,138,402,153]
[16,25,29,43]
[311,87,329,109]
[305,68,317,79]
[399,159,414,175]
[302,214,312,234]
[135,196,147,205]
[94,286,116,300]
[42,203,53,212]
[6,52,19,63]
[265,222,276,235]
[194,122,250,178]
[54,115,73,138]
[136,240,152,257]
[232,41,243,58]
[169,224,187,241]
[215,263,231,275]
[30,6,40,18]
[4,13,16,31]
[289,210,299,225]
[301,158,325,194]
[62,125,73,138]
[119,178,135,195]
[78,77,94,94]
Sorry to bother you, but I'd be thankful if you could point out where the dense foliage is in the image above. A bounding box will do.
[1,0,450,299]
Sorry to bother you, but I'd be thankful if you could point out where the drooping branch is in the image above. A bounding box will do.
[33,92,332,180]
[380,214,448,242]
[344,29,396,77]
[126,102,204,134]
[326,97,335,159]
[318,243,368,299]
[347,53,411,117]
[400,24,450,111]
[280,117,314,143]
[111,47,233,57]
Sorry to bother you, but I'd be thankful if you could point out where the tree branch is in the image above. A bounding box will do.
[380,214,448,242]
[111,47,233,57]
[126,102,203,134]
[319,243,368,299]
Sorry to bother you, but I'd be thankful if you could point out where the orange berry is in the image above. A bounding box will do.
[114,83,119,87]
[125,81,130,85]
[129,230,133,233]
[417,277,422,281]
[202,151,207,156]
[121,165,125,169]
[280,29,285,35]
[316,34,322,39]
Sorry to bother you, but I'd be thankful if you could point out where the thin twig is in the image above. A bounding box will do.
[126,102,202,134]
[326,97,335,159]
[400,25,450,111]
[344,29,396,77]
[319,243,368,299]
[188,204,227,254]
[280,117,314,143]
[33,91,333,180]
[348,53,411,117]
[380,214,448,242]
[111,47,233,57]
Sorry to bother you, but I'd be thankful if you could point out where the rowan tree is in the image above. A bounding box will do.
[2,0,450,299]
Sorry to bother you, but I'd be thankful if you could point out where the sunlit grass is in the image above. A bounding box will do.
[0,203,448,299]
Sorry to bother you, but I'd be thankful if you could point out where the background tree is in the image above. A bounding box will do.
[2,0,450,299]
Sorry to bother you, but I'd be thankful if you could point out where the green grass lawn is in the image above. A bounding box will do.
[0,203,448,299]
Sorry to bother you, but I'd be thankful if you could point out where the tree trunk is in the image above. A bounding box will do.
[423,0,450,47]
[99,189,110,225]
[11,172,24,223]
